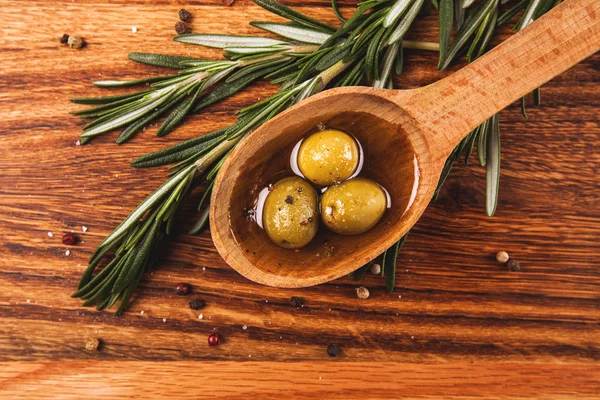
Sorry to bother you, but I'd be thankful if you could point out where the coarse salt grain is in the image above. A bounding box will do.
[242,325,247,330]
[47,232,53,237]
[140,311,144,315]
[26,299,31,303]
[198,314,203,319]
[132,26,137,33]
[65,249,71,256]
[162,318,167,322]
[76,140,81,146]
[202,267,206,271]
[82,226,88,232]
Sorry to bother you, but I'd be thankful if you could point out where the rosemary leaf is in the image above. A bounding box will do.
[474,8,498,59]
[497,0,528,26]
[189,207,211,235]
[387,0,425,45]
[384,0,413,28]
[128,52,198,69]
[383,234,408,292]
[71,93,150,118]
[253,0,335,33]
[485,113,500,216]
[94,75,175,87]
[315,43,351,71]
[373,42,399,88]
[353,263,371,281]
[157,85,203,137]
[466,9,492,62]
[116,91,188,144]
[175,33,285,48]
[250,21,331,44]
[366,29,386,80]
[521,97,528,119]
[395,41,404,75]
[226,57,289,83]
[332,0,348,22]
[437,0,453,69]
[439,0,496,69]
[477,118,489,166]
[71,91,151,106]
[533,87,541,105]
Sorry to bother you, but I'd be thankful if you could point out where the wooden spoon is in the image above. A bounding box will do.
[210,0,599,288]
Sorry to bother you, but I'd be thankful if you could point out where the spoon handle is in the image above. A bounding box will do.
[402,0,600,157]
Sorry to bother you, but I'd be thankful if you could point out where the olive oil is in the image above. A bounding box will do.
[230,111,420,262]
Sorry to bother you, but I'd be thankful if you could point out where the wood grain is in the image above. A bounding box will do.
[0,0,599,398]
[2,362,600,399]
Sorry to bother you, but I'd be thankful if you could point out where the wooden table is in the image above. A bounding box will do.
[1,0,599,398]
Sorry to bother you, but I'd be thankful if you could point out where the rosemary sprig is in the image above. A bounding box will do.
[73,0,560,312]
[73,0,440,312]
[71,37,320,143]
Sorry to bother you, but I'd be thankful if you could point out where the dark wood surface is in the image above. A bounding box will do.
[0,0,599,398]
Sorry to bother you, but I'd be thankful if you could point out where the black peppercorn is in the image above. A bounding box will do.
[178,8,192,22]
[60,34,69,45]
[507,259,521,272]
[290,296,303,307]
[285,195,294,204]
[189,298,205,310]
[175,21,189,35]
[176,282,191,295]
[327,343,340,357]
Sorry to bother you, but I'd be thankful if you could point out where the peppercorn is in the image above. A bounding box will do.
[326,343,340,357]
[62,233,77,246]
[60,34,69,45]
[356,286,369,299]
[175,283,191,295]
[189,298,205,310]
[290,296,303,307]
[507,259,521,272]
[496,251,510,263]
[175,21,189,35]
[85,337,101,351]
[67,35,85,49]
[178,8,192,22]
[285,195,294,204]
[208,333,219,346]
[370,263,381,275]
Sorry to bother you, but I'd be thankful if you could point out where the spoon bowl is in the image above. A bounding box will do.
[210,0,599,288]
[212,89,439,287]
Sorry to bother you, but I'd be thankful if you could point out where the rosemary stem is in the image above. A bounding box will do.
[193,135,244,174]
[238,53,285,67]
[320,60,353,85]
[403,40,440,51]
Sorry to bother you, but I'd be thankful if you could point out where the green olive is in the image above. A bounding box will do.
[297,129,360,186]
[320,178,387,235]
[263,177,319,248]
